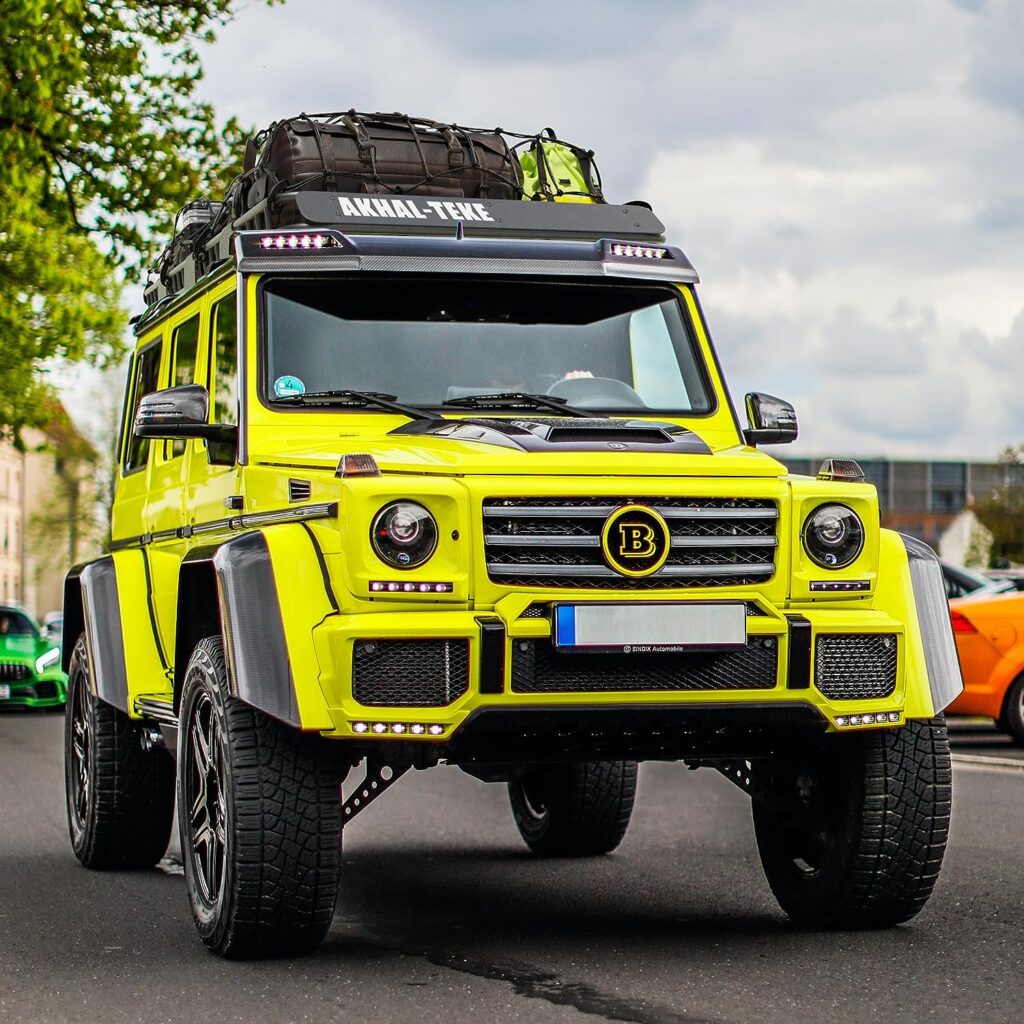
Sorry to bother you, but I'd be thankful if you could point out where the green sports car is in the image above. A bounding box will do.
[0,606,67,709]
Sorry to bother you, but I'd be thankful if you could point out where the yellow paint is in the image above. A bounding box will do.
[93,263,939,738]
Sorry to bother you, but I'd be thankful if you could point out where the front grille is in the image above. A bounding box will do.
[814,634,898,700]
[483,496,778,589]
[352,639,469,707]
[0,662,31,682]
[511,637,778,693]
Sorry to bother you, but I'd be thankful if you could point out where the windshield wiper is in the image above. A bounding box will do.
[273,389,443,421]
[441,392,591,418]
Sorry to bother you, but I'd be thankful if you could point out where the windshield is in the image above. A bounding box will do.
[0,610,36,636]
[262,276,713,415]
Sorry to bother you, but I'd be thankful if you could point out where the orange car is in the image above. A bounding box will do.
[949,591,1024,742]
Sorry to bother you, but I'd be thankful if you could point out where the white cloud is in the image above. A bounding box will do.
[68,0,1020,461]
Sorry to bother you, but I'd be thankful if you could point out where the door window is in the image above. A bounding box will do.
[169,316,201,457]
[210,296,238,425]
[123,342,163,473]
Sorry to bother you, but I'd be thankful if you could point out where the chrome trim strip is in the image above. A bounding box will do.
[483,505,778,520]
[483,534,777,549]
[487,563,775,578]
[485,535,599,547]
[672,536,777,549]
[108,502,338,551]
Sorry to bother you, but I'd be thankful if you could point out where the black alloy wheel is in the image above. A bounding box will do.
[64,634,176,870]
[68,663,92,836]
[182,689,228,909]
[752,716,952,928]
[178,636,344,958]
[508,761,638,856]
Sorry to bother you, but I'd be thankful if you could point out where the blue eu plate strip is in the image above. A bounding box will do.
[555,606,576,646]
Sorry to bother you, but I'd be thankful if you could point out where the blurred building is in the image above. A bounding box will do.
[0,407,99,618]
[0,441,23,605]
[781,457,1019,549]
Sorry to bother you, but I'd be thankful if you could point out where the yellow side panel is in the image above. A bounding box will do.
[260,525,336,730]
[110,549,173,710]
[874,529,936,720]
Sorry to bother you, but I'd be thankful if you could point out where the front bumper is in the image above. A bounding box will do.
[0,672,68,709]
[312,592,914,745]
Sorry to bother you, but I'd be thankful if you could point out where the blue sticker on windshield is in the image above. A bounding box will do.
[274,375,306,398]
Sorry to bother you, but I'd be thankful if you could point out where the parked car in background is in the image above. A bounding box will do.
[41,611,64,651]
[981,568,1024,592]
[949,591,1024,742]
[941,562,1016,600]
[0,606,67,710]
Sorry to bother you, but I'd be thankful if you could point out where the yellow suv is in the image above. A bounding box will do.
[64,190,961,958]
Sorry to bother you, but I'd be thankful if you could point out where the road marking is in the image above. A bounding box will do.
[952,753,1024,775]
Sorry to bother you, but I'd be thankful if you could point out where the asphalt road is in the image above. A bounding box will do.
[2,714,1022,1024]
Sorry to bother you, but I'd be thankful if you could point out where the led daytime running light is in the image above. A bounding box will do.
[350,721,447,737]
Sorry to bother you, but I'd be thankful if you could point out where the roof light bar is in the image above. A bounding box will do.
[608,242,669,259]
[259,232,334,251]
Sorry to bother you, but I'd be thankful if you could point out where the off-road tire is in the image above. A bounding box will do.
[997,675,1024,744]
[64,634,175,870]
[753,716,951,928]
[509,761,637,856]
[178,636,342,959]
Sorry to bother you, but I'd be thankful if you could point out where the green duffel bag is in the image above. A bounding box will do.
[516,129,604,203]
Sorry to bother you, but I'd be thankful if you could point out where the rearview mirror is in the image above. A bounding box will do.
[743,392,798,445]
[134,384,238,457]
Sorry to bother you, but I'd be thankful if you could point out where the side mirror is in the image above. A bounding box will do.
[134,384,238,457]
[743,392,798,445]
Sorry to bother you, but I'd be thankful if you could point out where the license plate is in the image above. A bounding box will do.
[0,684,10,699]
[553,603,747,653]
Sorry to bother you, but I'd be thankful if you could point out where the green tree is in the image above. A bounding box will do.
[973,444,1024,566]
[0,0,275,441]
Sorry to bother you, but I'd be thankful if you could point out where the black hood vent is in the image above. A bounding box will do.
[392,416,711,455]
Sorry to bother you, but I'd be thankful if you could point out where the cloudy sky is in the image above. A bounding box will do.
[166,0,1023,459]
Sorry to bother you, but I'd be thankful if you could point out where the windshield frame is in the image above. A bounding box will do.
[254,274,720,421]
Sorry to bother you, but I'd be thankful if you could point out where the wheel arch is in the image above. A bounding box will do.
[62,563,88,675]
[174,546,224,714]
[175,528,333,730]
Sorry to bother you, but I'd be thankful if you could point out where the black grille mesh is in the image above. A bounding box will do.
[352,639,469,707]
[0,663,31,682]
[814,634,898,700]
[511,638,778,693]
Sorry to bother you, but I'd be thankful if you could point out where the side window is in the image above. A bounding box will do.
[169,315,201,457]
[211,296,238,425]
[123,342,163,473]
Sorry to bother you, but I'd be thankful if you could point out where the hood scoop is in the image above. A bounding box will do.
[392,416,711,454]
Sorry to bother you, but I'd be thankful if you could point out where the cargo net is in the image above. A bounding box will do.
[147,110,605,302]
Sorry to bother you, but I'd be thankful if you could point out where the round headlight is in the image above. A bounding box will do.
[802,503,864,569]
[371,501,438,569]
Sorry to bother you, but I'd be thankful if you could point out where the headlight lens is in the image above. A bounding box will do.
[35,647,60,674]
[802,504,864,569]
[371,501,438,569]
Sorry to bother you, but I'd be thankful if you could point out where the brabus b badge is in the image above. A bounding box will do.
[600,504,670,578]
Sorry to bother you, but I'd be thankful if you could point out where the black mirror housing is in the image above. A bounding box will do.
[743,392,798,445]
[134,384,238,454]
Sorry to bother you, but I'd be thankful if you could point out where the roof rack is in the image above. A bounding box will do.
[142,190,667,308]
